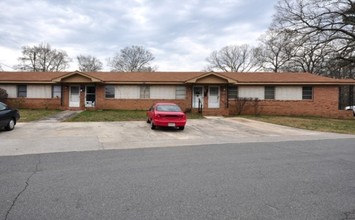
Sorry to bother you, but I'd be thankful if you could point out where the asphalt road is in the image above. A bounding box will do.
[1,139,355,220]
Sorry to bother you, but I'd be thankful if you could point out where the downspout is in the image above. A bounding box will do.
[350,85,354,107]
[61,84,64,107]
[226,84,229,108]
[190,84,193,111]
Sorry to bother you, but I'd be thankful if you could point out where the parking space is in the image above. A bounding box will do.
[0,117,354,156]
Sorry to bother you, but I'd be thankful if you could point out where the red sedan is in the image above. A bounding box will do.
[147,103,187,130]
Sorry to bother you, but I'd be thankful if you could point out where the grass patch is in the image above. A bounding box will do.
[18,109,62,122]
[66,110,147,122]
[187,112,205,119]
[66,110,205,122]
[242,115,355,134]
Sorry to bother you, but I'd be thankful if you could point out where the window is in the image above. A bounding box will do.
[52,85,61,98]
[264,86,275,99]
[302,86,313,100]
[228,85,238,100]
[156,104,182,112]
[175,86,186,99]
[17,85,27,97]
[105,85,115,98]
[140,85,150,99]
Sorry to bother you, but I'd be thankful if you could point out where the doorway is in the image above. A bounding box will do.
[193,86,204,109]
[85,85,96,107]
[69,86,80,107]
[208,86,220,108]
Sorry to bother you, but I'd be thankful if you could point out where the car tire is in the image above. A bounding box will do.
[147,118,150,123]
[5,118,15,131]
[151,121,156,130]
[178,126,185,130]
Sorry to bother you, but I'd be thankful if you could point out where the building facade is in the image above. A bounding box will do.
[1,71,354,118]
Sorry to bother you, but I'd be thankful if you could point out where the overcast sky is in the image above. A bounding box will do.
[0,0,278,71]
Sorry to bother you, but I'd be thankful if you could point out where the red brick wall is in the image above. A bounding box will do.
[227,86,353,119]
[4,84,353,119]
[6,98,62,110]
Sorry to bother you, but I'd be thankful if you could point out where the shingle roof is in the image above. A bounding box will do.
[0,71,354,85]
[219,72,355,84]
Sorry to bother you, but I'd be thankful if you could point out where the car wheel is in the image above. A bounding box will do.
[5,118,15,131]
[178,126,185,130]
[151,121,156,130]
[147,118,151,123]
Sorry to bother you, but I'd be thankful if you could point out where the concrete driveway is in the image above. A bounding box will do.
[1,117,354,156]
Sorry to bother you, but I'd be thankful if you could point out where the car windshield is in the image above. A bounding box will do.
[156,105,181,112]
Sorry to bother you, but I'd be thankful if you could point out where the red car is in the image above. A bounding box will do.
[147,103,187,130]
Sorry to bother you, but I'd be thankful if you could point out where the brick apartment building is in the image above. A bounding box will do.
[1,71,355,118]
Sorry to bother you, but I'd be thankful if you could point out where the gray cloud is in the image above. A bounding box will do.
[0,0,277,71]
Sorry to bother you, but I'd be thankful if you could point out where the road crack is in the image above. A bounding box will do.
[343,209,355,220]
[5,155,41,220]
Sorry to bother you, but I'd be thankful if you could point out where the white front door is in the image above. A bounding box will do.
[69,86,80,107]
[193,86,204,108]
[208,86,220,108]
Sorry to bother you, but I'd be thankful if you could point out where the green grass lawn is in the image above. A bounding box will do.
[17,109,205,122]
[242,115,355,135]
[18,109,62,122]
[66,110,205,122]
[66,110,147,122]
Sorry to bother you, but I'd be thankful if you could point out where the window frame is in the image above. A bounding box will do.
[52,85,62,98]
[140,85,150,99]
[17,85,27,97]
[302,86,313,100]
[175,86,186,99]
[228,85,238,100]
[264,86,275,100]
[105,85,115,99]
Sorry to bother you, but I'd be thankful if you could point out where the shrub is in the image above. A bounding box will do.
[0,88,8,102]
[234,97,262,115]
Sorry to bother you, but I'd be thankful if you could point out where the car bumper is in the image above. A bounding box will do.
[153,119,186,127]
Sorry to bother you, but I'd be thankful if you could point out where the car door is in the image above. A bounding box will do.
[0,103,10,127]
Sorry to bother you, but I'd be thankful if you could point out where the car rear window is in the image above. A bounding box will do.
[0,102,7,111]
[156,105,181,112]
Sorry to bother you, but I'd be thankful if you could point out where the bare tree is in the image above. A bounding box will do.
[256,30,300,72]
[77,55,103,72]
[108,45,155,72]
[16,43,71,72]
[285,34,336,74]
[206,44,261,72]
[272,0,355,77]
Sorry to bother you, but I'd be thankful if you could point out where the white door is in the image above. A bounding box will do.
[208,86,220,108]
[193,86,203,108]
[69,86,80,107]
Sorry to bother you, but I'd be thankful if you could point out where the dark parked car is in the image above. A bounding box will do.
[147,103,187,130]
[0,102,20,131]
